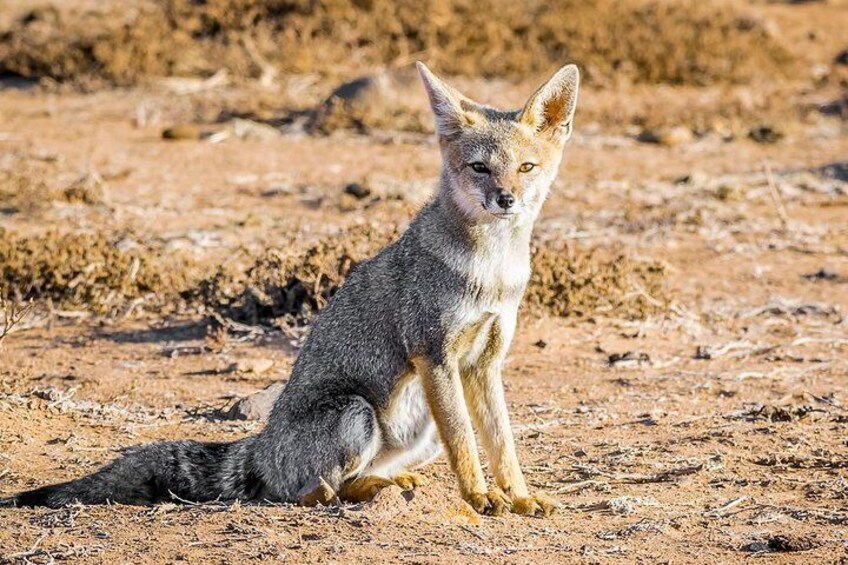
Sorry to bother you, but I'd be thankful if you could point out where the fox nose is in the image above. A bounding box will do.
[496,191,515,210]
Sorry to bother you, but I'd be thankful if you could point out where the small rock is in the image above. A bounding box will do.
[740,534,818,554]
[444,499,482,526]
[338,193,360,212]
[607,351,651,367]
[637,126,693,146]
[233,358,275,375]
[673,171,707,186]
[220,381,284,421]
[533,339,548,349]
[606,496,658,516]
[713,184,743,202]
[748,125,784,144]
[834,48,848,66]
[344,182,371,200]
[753,404,814,422]
[694,345,713,360]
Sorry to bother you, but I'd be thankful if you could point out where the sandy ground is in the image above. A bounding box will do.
[1,50,848,564]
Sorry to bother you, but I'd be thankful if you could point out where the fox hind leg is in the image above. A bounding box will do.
[262,395,382,505]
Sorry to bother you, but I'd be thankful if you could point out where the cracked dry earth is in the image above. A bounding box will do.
[1,83,848,564]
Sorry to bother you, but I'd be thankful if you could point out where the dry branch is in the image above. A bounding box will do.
[0,291,33,348]
[572,463,703,484]
[764,161,790,230]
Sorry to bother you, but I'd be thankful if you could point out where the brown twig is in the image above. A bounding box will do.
[763,161,789,230]
[0,291,34,348]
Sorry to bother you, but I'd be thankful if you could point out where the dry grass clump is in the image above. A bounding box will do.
[0,225,668,322]
[0,170,54,214]
[0,230,193,314]
[195,226,668,328]
[0,5,198,87]
[527,242,668,319]
[0,0,793,87]
[193,224,399,327]
[0,169,106,214]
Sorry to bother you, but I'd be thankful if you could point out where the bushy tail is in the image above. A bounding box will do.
[2,437,264,508]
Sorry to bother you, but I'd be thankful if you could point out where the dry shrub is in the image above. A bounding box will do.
[193,224,399,327]
[0,6,185,86]
[0,0,793,87]
[0,169,106,214]
[0,230,193,314]
[527,242,668,319]
[0,170,53,214]
[195,225,668,327]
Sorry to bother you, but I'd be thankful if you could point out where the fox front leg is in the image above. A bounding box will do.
[417,358,510,516]
[461,321,559,517]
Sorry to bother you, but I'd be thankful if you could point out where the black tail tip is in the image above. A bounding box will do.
[2,487,60,508]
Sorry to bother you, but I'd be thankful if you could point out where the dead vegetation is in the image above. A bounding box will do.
[0,220,670,327]
[0,0,793,87]
[192,224,400,328]
[191,226,669,329]
[0,170,54,215]
[527,243,667,319]
[0,230,194,315]
[0,168,107,214]
[0,291,33,348]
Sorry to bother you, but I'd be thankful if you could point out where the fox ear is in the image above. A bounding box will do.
[520,65,579,142]
[416,62,480,138]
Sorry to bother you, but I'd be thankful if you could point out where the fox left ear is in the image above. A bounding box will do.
[416,62,483,138]
[520,65,579,143]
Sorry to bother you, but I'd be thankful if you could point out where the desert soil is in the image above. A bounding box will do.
[2,3,848,563]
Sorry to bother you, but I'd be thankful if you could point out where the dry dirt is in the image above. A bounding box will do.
[2,1,848,564]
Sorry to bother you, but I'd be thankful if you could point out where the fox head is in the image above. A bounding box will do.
[417,62,579,225]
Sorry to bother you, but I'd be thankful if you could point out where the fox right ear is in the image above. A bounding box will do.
[416,62,480,138]
[520,64,580,143]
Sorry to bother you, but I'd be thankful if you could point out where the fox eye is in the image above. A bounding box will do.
[469,162,490,174]
[518,162,537,173]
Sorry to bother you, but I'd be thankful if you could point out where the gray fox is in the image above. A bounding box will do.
[4,62,579,517]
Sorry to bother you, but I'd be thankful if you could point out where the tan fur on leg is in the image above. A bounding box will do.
[338,476,396,503]
[417,359,488,504]
[461,320,529,499]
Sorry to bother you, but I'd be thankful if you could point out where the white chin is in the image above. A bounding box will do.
[483,206,520,220]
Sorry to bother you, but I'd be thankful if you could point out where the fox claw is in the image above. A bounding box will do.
[392,472,429,491]
[464,488,511,516]
[510,492,559,517]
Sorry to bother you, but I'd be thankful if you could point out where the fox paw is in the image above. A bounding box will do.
[298,477,337,507]
[338,476,396,503]
[392,472,429,491]
[464,488,511,516]
[510,492,559,517]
